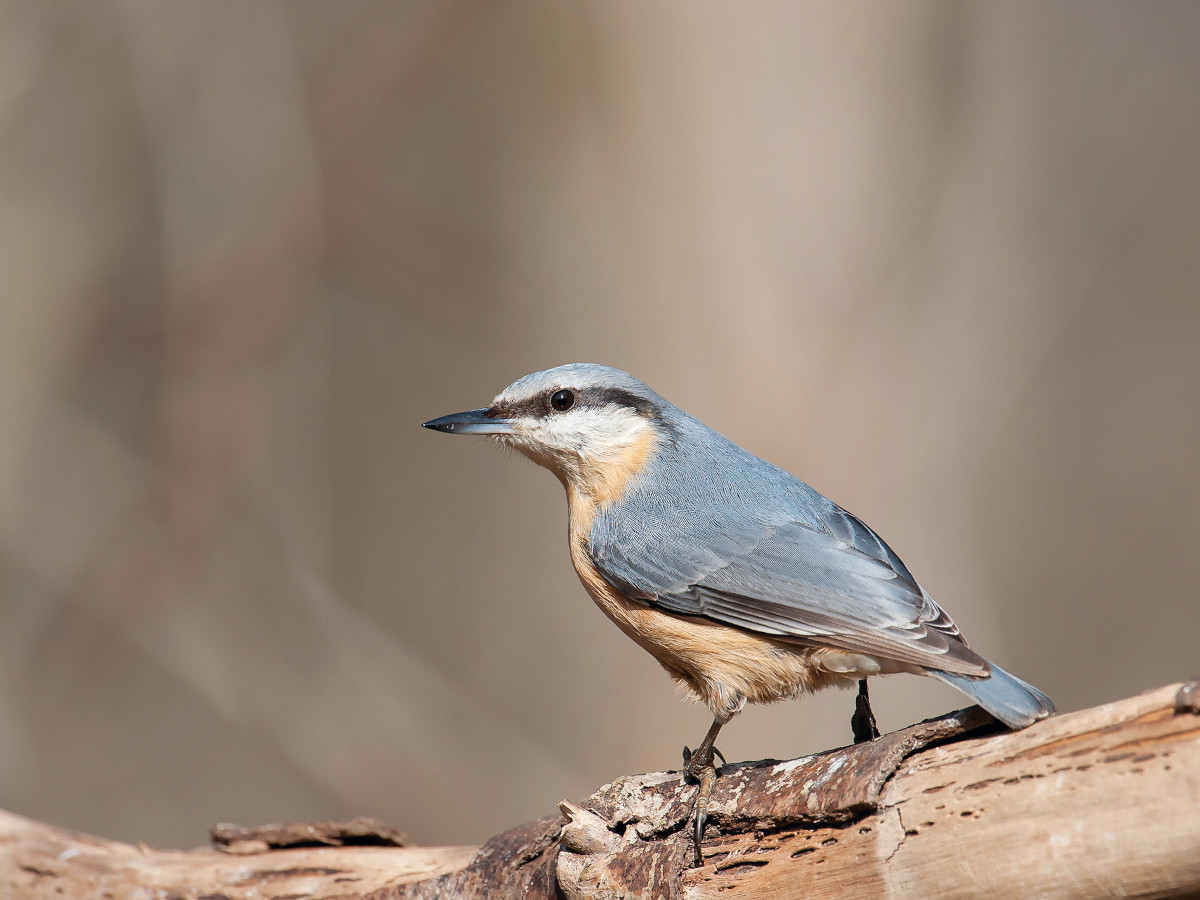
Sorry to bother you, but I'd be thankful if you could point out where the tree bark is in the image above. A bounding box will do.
[3,681,1198,899]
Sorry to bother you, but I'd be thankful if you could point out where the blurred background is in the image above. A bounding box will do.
[1,0,1198,850]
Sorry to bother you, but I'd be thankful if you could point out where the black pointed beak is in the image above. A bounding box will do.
[421,408,515,435]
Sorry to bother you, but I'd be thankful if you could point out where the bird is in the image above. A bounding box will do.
[422,363,1054,863]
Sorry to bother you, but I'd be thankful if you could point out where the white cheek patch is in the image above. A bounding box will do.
[537,407,648,462]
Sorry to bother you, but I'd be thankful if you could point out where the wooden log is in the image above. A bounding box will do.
[683,682,1200,898]
[1,682,1197,899]
[0,811,476,899]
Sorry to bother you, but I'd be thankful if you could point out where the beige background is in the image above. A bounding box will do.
[1,1,1198,849]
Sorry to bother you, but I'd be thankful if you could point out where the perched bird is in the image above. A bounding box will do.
[423,363,1054,861]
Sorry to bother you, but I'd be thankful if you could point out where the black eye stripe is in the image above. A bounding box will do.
[489,386,658,420]
[584,387,657,417]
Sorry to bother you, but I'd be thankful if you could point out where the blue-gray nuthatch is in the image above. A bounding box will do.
[423,363,1054,858]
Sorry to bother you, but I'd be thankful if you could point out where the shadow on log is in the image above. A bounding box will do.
[2,682,1198,899]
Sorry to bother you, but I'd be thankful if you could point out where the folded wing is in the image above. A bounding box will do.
[590,492,988,676]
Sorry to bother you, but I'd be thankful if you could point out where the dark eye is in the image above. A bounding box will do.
[550,389,575,412]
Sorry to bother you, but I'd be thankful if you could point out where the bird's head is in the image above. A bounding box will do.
[423,364,669,502]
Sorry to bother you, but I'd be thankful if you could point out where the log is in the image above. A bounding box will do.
[2,682,1198,899]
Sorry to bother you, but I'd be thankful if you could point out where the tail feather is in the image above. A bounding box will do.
[927,661,1055,729]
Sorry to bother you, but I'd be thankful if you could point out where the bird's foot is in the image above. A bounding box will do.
[683,749,718,867]
[851,678,881,744]
[682,716,729,866]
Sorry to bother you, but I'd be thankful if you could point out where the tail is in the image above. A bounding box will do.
[927,661,1055,729]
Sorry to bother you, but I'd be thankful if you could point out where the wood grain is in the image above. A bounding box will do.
[0,810,474,899]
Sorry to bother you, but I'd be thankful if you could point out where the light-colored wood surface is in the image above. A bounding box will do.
[0,809,475,899]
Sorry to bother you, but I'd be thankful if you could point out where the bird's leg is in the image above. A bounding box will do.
[682,716,727,867]
[851,678,881,743]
